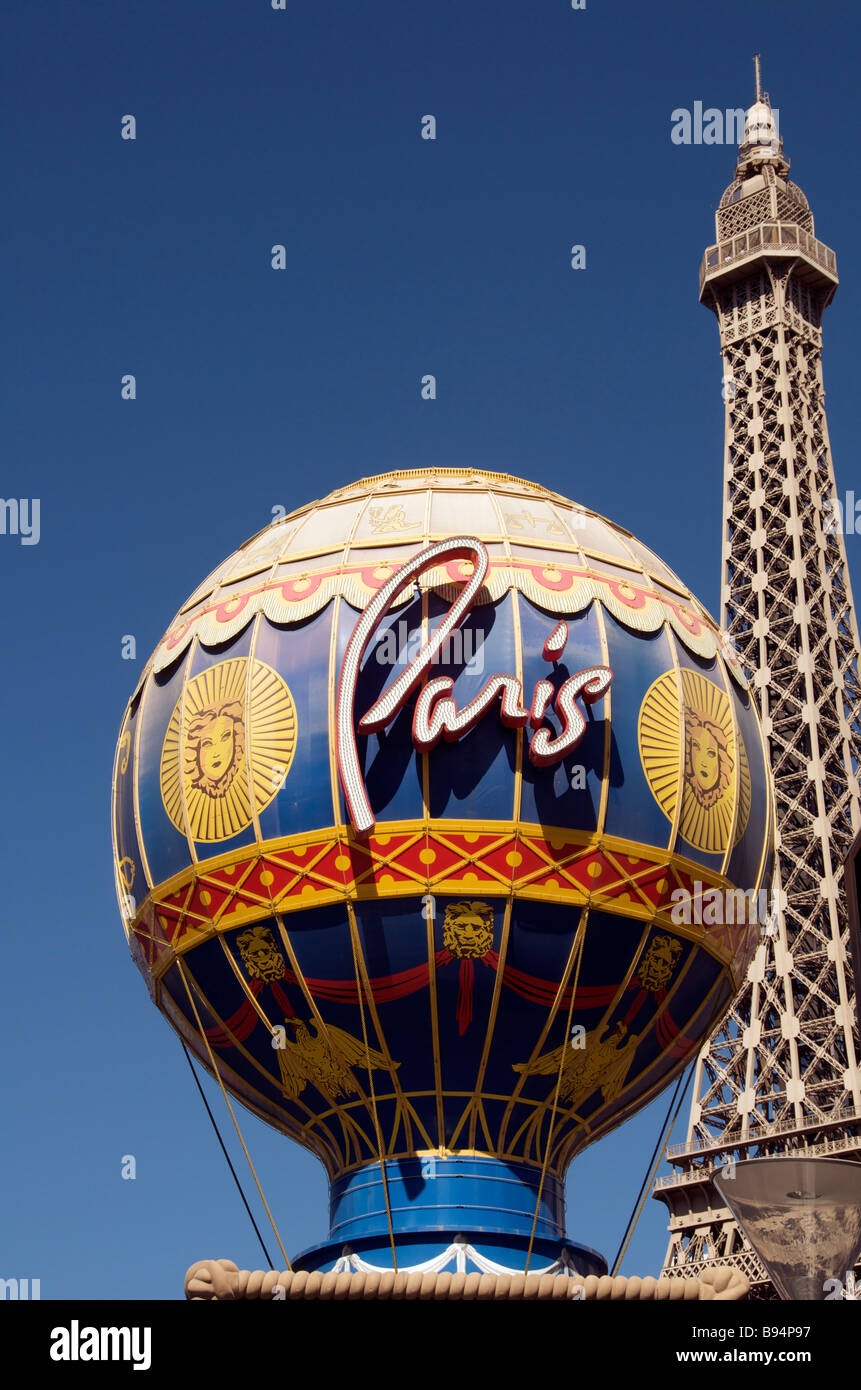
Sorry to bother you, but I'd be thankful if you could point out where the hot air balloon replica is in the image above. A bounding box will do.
[112,469,771,1295]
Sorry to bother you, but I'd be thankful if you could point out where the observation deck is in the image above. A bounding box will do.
[699,220,838,301]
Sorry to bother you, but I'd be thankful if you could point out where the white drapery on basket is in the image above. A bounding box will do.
[330,1240,583,1278]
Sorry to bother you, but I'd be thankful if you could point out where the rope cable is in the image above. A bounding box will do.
[346,904,399,1270]
[181,1040,275,1269]
[609,1056,695,1276]
[610,983,732,1276]
[524,909,589,1274]
[177,958,291,1270]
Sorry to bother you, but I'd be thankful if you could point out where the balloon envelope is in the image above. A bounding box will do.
[112,470,774,1263]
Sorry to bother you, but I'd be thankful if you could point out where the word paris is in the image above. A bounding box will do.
[336,536,613,833]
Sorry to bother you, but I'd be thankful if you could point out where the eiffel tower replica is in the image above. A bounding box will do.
[652,59,861,1297]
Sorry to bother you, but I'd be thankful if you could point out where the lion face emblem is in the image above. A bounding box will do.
[442,901,494,959]
[638,935,682,992]
[237,925,286,982]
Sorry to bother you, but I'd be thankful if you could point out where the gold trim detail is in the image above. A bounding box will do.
[128,819,763,988]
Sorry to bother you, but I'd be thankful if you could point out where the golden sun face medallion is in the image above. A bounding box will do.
[160,657,297,842]
[638,669,750,855]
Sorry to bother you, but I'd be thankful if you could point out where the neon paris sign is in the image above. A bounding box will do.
[336,536,613,832]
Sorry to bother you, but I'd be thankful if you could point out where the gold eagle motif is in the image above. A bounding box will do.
[513,1021,639,1107]
[276,1018,397,1103]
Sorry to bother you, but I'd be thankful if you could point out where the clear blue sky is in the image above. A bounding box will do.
[3,0,860,1299]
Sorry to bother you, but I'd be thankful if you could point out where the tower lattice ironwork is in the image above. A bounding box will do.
[652,63,861,1297]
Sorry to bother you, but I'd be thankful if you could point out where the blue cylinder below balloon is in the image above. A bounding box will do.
[291,1156,607,1275]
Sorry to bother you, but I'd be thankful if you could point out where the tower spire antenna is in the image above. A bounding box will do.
[735,52,785,173]
[655,70,861,1302]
